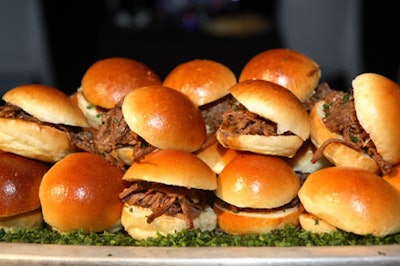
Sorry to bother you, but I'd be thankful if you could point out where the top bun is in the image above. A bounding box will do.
[3,84,89,127]
[163,59,237,106]
[298,166,400,236]
[122,85,207,152]
[39,152,126,233]
[352,73,400,166]
[81,57,162,109]
[239,48,321,102]
[0,152,50,217]
[215,153,300,208]
[123,149,217,190]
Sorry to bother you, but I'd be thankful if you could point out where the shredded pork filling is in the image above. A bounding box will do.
[119,181,212,229]
[219,101,292,136]
[68,102,156,170]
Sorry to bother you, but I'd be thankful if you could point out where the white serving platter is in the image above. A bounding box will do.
[0,243,399,266]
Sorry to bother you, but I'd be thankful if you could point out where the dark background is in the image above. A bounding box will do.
[1,0,399,96]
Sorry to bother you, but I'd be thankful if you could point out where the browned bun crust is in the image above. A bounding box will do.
[298,166,400,236]
[309,101,379,173]
[195,135,240,174]
[239,48,321,102]
[123,149,217,190]
[0,84,89,162]
[122,85,207,152]
[352,73,400,165]
[163,59,237,106]
[216,79,310,157]
[216,153,300,208]
[81,57,162,109]
[0,152,50,218]
[214,202,301,235]
[383,163,400,192]
[39,152,126,233]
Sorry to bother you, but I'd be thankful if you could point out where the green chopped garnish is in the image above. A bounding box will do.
[350,136,359,143]
[1,225,399,247]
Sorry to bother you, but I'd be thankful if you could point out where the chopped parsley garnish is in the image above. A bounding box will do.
[1,226,399,247]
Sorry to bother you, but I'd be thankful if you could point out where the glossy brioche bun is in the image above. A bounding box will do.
[239,48,321,102]
[80,57,162,109]
[122,85,207,153]
[298,166,400,236]
[121,149,217,239]
[163,59,237,106]
[195,136,240,174]
[123,149,217,190]
[214,153,301,235]
[216,79,310,157]
[0,152,50,230]
[39,152,126,233]
[352,73,400,166]
[383,163,400,192]
[0,84,89,162]
[310,73,400,174]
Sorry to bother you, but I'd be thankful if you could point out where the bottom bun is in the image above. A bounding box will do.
[121,204,217,240]
[0,118,74,163]
[299,212,337,233]
[216,129,304,158]
[213,203,302,235]
[0,209,43,231]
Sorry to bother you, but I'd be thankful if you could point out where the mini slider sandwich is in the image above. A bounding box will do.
[119,149,218,240]
[309,73,400,175]
[216,79,310,158]
[0,84,89,162]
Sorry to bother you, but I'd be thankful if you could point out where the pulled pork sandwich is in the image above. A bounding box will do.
[119,149,217,240]
[214,153,302,235]
[239,48,321,102]
[309,72,400,175]
[74,57,162,128]
[163,59,237,136]
[216,79,310,158]
[39,152,126,233]
[0,84,89,162]
[0,152,50,230]
[69,85,207,169]
[298,166,400,237]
